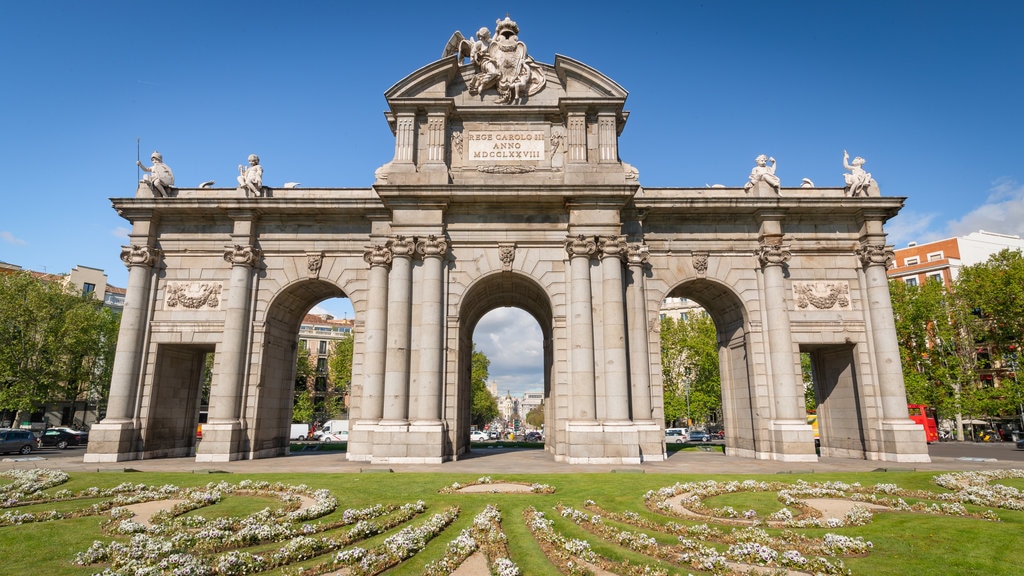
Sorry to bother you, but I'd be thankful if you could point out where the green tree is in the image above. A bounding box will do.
[0,271,120,423]
[955,249,1024,422]
[327,331,354,414]
[470,344,499,428]
[525,403,544,429]
[660,312,721,427]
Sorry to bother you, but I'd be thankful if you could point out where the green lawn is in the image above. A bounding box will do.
[1,467,1021,575]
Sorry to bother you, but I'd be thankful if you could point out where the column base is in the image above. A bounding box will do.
[871,420,931,463]
[83,420,139,462]
[195,421,246,462]
[559,421,659,464]
[346,420,449,464]
[763,420,818,462]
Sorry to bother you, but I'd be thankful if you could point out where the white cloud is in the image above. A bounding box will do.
[945,179,1024,238]
[885,210,941,249]
[474,308,544,396]
[1,231,27,245]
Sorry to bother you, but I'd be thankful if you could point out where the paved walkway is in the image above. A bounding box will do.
[4,445,1022,476]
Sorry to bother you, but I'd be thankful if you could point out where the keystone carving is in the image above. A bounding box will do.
[498,242,516,271]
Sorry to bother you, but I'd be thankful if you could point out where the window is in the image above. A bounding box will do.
[905,277,918,287]
[926,251,943,262]
[317,357,327,374]
[82,282,95,296]
[298,339,308,352]
[928,273,943,283]
[318,340,328,354]
[903,256,919,266]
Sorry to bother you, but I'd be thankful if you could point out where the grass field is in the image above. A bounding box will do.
[1,466,1021,575]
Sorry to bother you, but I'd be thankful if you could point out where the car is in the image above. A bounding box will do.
[1017,437,1024,450]
[687,430,711,442]
[0,429,36,454]
[37,428,89,449]
[469,430,489,442]
[524,431,543,442]
[665,427,688,444]
[319,430,349,442]
[488,430,500,440]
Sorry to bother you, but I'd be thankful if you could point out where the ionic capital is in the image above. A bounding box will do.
[120,244,161,268]
[565,234,597,259]
[416,235,449,259]
[389,235,416,259]
[857,243,894,269]
[626,242,650,267]
[363,244,393,268]
[756,242,791,268]
[223,244,262,267]
[598,235,627,260]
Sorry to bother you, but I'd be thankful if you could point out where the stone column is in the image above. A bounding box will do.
[858,243,911,421]
[414,235,448,423]
[756,239,803,422]
[198,242,260,462]
[85,242,160,462]
[361,244,392,421]
[104,244,160,422]
[626,242,653,421]
[383,236,415,423]
[599,236,630,421]
[566,234,597,420]
[756,213,816,461]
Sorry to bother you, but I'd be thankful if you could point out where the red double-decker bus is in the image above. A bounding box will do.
[907,404,939,443]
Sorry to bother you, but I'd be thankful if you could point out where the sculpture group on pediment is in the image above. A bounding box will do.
[445,16,546,104]
[137,151,175,197]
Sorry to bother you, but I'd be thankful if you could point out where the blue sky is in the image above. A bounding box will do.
[3,2,1023,396]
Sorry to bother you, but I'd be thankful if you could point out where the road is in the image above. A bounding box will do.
[12,439,1024,471]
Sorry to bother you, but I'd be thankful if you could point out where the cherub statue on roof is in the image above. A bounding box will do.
[444,16,546,104]
[843,150,877,196]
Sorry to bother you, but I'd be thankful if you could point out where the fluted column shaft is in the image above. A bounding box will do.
[361,244,392,420]
[566,235,597,420]
[105,244,160,421]
[600,236,630,421]
[383,236,415,422]
[415,236,448,423]
[626,243,653,420]
[210,244,260,423]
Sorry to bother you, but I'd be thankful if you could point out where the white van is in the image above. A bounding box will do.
[318,419,349,442]
[664,427,688,444]
[290,423,310,440]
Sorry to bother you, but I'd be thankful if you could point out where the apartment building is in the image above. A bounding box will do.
[888,230,1024,287]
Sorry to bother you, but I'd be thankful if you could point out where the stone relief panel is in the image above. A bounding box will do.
[793,281,851,310]
[165,281,223,310]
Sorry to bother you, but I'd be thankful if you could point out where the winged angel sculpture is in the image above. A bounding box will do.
[444,16,546,104]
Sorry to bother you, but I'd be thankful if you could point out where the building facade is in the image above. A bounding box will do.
[888,230,1024,287]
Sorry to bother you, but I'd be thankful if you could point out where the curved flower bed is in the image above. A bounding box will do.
[1,468,1020,575]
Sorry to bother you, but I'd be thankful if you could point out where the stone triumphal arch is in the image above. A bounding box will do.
[86,17,929,465]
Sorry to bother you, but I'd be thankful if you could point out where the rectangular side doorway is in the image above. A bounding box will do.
[804,344,867,458]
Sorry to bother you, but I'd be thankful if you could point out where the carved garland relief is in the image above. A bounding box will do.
[793,281,851,310]
[166,282,223,309]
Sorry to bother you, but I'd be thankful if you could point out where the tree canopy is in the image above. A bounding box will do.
[660,311,721,427]
[0,271,120,422]
[470,344,499,428]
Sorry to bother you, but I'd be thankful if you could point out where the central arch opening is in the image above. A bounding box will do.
[661,279,757,456]
[456,273,553,456]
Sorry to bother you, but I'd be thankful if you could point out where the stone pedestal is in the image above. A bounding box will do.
[765,420,818,462]
[82,421,138,462]
[874,421,931,462]
[195,422,246,462]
